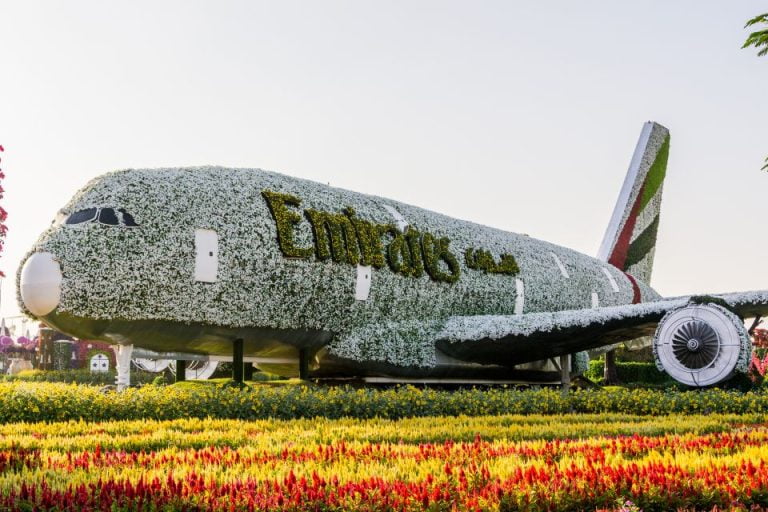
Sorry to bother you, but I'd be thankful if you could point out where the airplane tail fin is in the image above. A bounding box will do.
[597,121,670,285]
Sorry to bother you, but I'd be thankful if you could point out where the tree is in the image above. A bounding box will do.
[743,13,768,171]
[603,348,620,385]
[743,13,768,56]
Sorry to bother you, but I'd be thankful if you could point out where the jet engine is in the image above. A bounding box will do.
[653,303,751,387]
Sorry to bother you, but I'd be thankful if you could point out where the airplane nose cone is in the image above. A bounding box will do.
[20,252,62,316]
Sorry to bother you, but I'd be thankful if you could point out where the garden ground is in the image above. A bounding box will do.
[0,382,768,510]
[2,412,768,511]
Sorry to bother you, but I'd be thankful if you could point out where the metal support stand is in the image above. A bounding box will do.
[243,362,254,381]
[232,338,244,384]
[38,328,55,370]
[560,354,571,396]
[299,348,309,380]
[112,344,134,391]
[175,360,186,382]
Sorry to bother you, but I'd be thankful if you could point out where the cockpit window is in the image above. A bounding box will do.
[98,208,119,225]
[64,207,139,227]
[118,209,138,227]
[65,208,98,225]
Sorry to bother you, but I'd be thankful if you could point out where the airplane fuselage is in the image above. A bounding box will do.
[19,167,660,378]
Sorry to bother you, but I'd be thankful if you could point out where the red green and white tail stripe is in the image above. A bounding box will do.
[598,121,670,285]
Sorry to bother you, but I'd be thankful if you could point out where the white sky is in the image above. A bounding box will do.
[1,1,767,321]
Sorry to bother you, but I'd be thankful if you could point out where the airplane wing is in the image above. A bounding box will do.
[435,291,768,367]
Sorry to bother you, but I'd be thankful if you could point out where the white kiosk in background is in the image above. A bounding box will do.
[90,353,110,373]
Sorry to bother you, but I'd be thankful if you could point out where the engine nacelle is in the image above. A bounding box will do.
[653,303,751,387]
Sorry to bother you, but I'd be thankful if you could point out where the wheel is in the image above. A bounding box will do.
[653,303,750,387]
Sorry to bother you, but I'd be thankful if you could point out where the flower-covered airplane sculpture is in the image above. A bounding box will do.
[18,122,768,387]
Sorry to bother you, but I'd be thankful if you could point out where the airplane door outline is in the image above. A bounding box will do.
[355,265,372,301]
[194,229,219,282]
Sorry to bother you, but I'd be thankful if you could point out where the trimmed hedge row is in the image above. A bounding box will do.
[1,368,163,386]
[2,382,768,423]
[584,360,675,385]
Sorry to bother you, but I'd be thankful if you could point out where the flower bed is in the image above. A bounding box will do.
[2,382,768,423]
[0,414,767,510]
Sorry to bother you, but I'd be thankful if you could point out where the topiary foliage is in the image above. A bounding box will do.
[20,167,653,369]
[264,189,461,284]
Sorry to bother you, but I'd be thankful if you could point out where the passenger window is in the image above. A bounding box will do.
[65,208,98,225]
[118,209,138,227]
[98,208,119,225]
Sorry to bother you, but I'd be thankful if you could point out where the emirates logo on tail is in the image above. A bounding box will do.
[599,122,670,287]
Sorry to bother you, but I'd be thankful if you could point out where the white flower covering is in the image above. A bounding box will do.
[602,125,668,260]
[632,191,663,239]
[626,248,655,285]
[441,291,768,344]
[21,166,763,370]
[439,300,677,342]
[572,351,590,374]
[332,320,443,368]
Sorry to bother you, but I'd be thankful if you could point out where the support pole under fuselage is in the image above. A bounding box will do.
[113,344,134,392]
[560,354,571,395]
[243,362,254,381]
[232,338,244,383]
[299,348,309,380]
[176,360,186,382]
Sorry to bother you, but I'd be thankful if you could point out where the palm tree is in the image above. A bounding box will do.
[743,13,768,171]
[743,13,768,56]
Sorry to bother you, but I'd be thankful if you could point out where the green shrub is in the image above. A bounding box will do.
[1,382,767,423]
[585,360,676,385]
[249,371,286,382]
[1,368,162,386]
[210,363,284,381]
